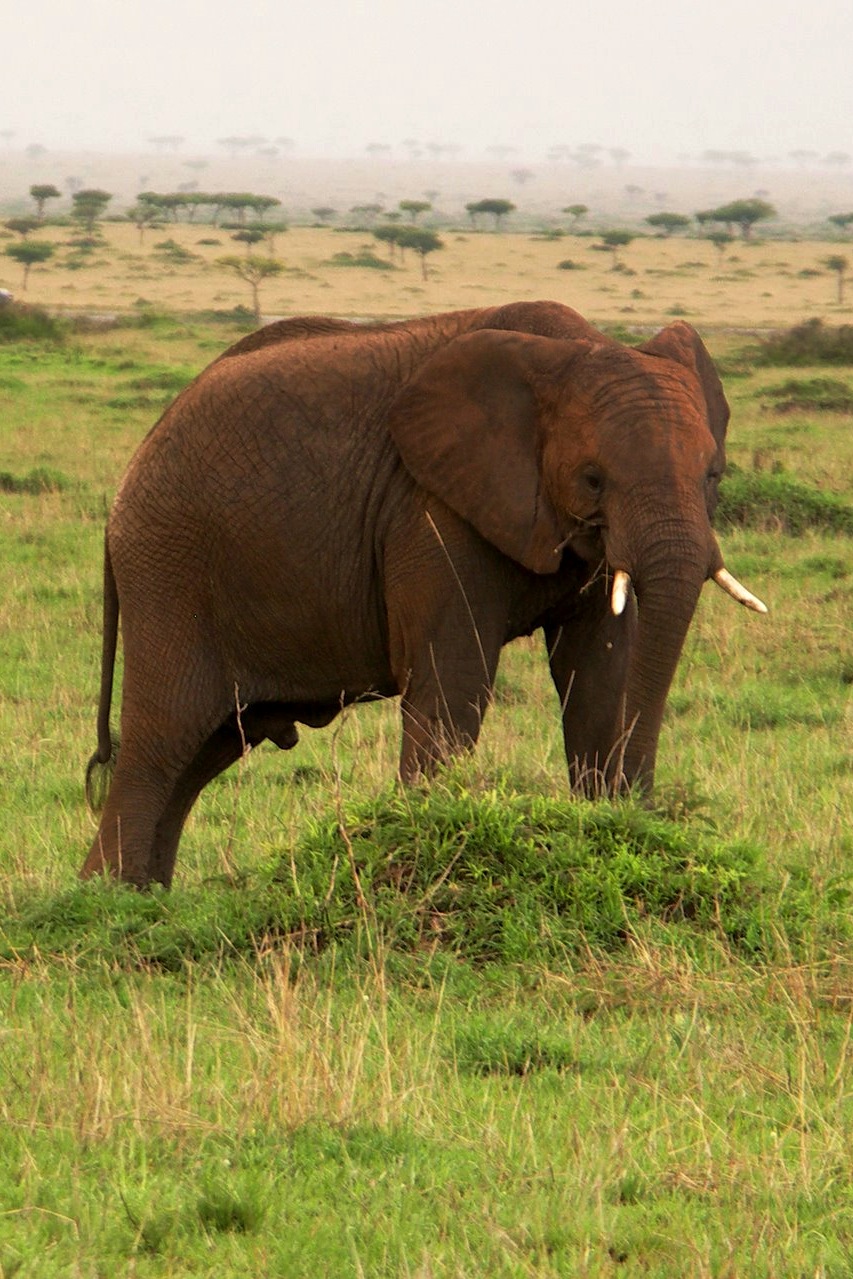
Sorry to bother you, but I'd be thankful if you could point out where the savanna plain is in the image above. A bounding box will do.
[2,200,853,1277]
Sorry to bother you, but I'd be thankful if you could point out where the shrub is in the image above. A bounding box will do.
[754,318,853,366]
[761,376,853,413]
[717,466,853,534]
[0,301,65,343]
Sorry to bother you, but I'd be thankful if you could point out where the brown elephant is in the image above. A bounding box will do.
[82,300,765,887]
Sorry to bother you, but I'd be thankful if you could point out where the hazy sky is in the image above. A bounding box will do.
[3,0,852,163]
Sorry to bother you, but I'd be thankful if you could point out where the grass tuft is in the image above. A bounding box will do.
[717,466,853,534]
[761,375,853,413]
[0,466,70,494]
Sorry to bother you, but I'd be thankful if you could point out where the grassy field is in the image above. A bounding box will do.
[2,217,853,332]
[1,230,853,1276]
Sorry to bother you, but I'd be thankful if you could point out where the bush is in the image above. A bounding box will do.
[754,318,853,366]
[0,301,65,344]
[326,250,395,271]
[761,376,853,413]
[717,466,853,534]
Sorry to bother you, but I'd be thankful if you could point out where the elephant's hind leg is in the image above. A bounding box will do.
[146,705,299,887]
[82,745,186,888]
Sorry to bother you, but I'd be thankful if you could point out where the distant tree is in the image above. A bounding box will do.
[148,135,185,151]
[706,230,733,263]
[25,143,47,160]
[398,199,431,222]
[824,151,851,167]
[599,229,635,267]
[216,254,284,324]
[510,168,535,186]
[4,240,55,289]
[562,203,588,229]
[71,188,112,234]
[29,183,61,220]
[464,198,516,229]
[709,198,776,240]
[789,149,819,167]
[217,135,265,158]
[230,227,266,255]
[373,224,405,261]
[398,227,444,279]
[828,213,853,235]
[4,217,39,239]
[311,206,337,225]
[126,202,160,244]
[823,255,848,304]
[609,147,631,167]
[350,203,384,224]
[645,212,691,237]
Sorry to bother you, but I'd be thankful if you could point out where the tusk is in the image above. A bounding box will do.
[713,567,768,614]
[611,569,631,616]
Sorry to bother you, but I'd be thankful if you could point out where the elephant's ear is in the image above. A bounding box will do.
[638,322,730,450]
[386,329,568,574]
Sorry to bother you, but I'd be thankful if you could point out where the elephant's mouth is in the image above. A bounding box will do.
[561,514,607,563]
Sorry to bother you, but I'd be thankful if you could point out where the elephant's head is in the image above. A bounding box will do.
[387,321,765,791]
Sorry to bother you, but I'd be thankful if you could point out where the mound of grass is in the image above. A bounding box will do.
[762,376,853,413]
[326,250,395,271]
[0,301,65,344]
[2,784,842,969]
[754,317,853,366]
[0,466,70,495]
[717,466,853,535]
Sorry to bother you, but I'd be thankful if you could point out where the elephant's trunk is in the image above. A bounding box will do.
[607,511,711,792]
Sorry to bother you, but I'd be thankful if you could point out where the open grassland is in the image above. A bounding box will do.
[3,218,853,332]
[1,248,853,1275]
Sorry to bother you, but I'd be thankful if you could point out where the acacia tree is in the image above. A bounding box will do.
[398,199,431,222]
[30,183,61,220]
[4,240,55,289]
[71,188,112,235]
[707,230,733,264]
[398,228,443,279]
[217,254,283,324]
[562,203,588,229]
[465,198,516,229]
[708,198,776,240]
[823,255,848,304]
[599,229,635,267]
[4,217,39,239]
[828,213,853,236]
[126,203,160,244]
[645,212,691,237]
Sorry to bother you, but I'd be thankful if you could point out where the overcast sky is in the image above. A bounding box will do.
[2,0,851,163]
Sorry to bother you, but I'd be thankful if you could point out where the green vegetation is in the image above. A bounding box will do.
[0,314,852,1276]
[465,198,516,229]
[3,239,56,288]
[754,317,853,365]
[215,254,285,323]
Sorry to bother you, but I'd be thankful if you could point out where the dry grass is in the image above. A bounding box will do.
[5,218,853,331]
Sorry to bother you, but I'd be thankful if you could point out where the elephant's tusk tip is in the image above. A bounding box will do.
[713,567,768,614]
[611,569,631,616]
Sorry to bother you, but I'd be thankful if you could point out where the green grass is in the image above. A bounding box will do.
[0,319,852,1276]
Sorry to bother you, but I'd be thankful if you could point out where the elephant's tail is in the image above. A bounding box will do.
[85,533,120,813]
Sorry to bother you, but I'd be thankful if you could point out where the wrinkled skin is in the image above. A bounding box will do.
[82,300,757,887]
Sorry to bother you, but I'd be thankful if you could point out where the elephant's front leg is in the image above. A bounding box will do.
[397,643,500,781]
[545,586,637,794]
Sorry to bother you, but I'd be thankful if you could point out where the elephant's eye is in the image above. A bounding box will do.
[582,465,604,497]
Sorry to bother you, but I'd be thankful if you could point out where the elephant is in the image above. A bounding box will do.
[81,300,766,887]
